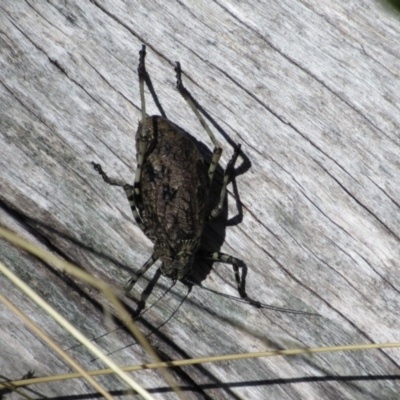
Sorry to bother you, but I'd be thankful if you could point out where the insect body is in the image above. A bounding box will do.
[136,115,208,280]
[93,45,246,297]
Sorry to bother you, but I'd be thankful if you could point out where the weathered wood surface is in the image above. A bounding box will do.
[1,0,400,398]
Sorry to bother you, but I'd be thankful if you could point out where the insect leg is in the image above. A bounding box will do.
[125,253,158,293]
[209,144,241,219]
[91,162,126,187]
[91,45,152,230]
[175,62,222,187]
[199,251,249,299]
[133,45,153,213]
[138,44,147,136]
[91,162,145,230]
[129,45,155,219]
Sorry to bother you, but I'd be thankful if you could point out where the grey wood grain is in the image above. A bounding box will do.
[1,0,400,398]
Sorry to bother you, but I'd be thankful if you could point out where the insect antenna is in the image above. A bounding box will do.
[90,282,190,360]
[67,277,175,356]
[183,278,319,316]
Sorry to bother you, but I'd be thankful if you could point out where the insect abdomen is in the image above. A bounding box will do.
[137,116,209,249]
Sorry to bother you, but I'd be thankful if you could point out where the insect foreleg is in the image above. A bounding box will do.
[91,162,145,230]
[91,162,127,187]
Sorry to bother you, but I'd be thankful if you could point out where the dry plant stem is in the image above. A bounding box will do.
[0,230,149,350]
[0,290,114,400]
[0,261,154,400]
[0,225,183,399]
[104,288,185,399]
[0,383,29,400]
[5,341,400,388]
[0,226,181,397]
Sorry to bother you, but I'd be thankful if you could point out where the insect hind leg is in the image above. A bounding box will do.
[209,144,241,219]
[199,251,256,301]
[133,45,154,218]
[175,62,222,188]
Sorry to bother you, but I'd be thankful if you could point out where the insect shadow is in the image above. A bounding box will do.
[0,371,36,399]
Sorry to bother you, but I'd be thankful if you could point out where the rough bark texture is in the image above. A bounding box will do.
[1,0,400,399]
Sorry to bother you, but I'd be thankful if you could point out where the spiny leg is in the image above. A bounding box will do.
[138,44,147,136]
[132,267,162,316]
[198,251,260,307]
[124,253,158,293]
[175,62,222,187]
[133,45,153,212]
[139,50,167,118]
[91,162,145,230]
[209,144,241,219]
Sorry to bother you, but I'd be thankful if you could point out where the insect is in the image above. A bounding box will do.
[92,45,250,300]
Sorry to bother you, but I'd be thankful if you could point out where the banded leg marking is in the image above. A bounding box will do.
[91,162,145,230]
[175,62,222,186]
[209,144,241,219]
[124,183,145,230]
[200,251,246,299]
[124,253,158,293]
